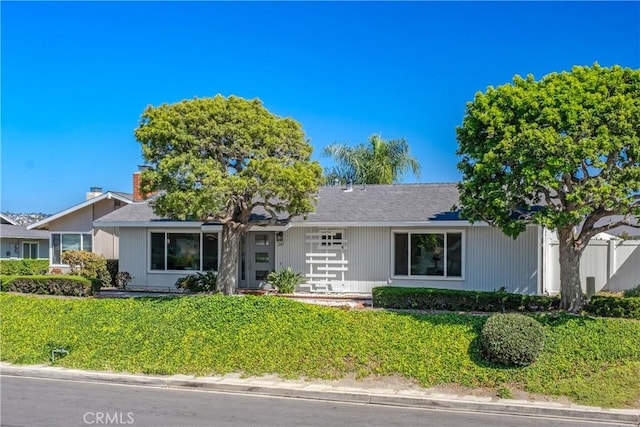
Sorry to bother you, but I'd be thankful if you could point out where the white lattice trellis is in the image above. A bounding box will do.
[304,229,347,292]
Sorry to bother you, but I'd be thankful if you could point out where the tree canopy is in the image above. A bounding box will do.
[323,134,421,185]
[135,95,323,294]
[456,64,640,311]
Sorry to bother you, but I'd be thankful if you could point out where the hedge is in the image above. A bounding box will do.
[372,287,560,312]
[585,296,640,320]
[2,275,99,297]
[0,259,49,275]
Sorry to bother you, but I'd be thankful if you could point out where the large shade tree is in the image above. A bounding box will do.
[135,95,323,295]
[456,64,640,312]
[323,134,421,184]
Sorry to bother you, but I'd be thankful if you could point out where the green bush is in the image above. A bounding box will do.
[372,287,559,312]
[61,250,110,288]
[115,272,134,290]
[0,259,49,275]
[623,284,640,298]
[481,313,545,366]
[175,270,218,293]
[267,267,305,294]
[106,259,119,287]
[3,275,99,296]
[585,296,640,320]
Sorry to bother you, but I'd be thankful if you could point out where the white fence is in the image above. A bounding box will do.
[545,239,640,294]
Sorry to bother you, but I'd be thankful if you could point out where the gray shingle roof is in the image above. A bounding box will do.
[94,183,462,225]
[95,202,165,223]
[295,183,460,223]
[0,224,50,239]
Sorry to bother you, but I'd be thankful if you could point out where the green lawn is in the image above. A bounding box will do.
[1,293,639,408]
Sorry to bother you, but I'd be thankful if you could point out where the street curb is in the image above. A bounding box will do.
[2,363,639,424]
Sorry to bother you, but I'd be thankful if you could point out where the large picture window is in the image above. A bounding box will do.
[51,233,92,264]
[150,232,219,272]
[394,232,462,278]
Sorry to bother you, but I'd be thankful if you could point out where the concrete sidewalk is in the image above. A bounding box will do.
[1,363,638,425]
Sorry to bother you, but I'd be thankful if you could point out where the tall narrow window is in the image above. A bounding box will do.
[202,233,219,271]
[394,233,409,276]
[150,233,166,270]
[52,234,61,264]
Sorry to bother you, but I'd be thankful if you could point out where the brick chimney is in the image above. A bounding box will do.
[133,166,151,202]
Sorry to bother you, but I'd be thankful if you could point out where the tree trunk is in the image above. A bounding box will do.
[557,228,584,312]
[218,223,243,296]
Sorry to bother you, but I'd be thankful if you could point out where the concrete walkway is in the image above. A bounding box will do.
[1,363,638,425]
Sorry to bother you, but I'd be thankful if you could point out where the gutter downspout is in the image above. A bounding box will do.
[537,226,544,295]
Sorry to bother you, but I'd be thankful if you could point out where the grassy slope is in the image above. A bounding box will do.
[1,293,639,408]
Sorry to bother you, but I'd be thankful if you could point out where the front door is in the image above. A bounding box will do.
[239,232,275,288]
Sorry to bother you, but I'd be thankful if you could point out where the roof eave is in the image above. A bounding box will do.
[28,192,133,230]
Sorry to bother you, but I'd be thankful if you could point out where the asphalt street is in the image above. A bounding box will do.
[0,376,632,427]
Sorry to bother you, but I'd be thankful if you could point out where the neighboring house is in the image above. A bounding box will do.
[28,186,134,269]
[594,214,640,239]
[0,213,50,259]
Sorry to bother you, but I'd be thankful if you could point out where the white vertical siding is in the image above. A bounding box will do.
[119,224,544,295]
[279,225,539,295]
[277,227,308,274]
[279,227,391,293]
[465,226,539,294]
[342,227,390,293]
[118,228,147,289]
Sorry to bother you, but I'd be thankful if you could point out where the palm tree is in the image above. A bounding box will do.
[323,134,421,185]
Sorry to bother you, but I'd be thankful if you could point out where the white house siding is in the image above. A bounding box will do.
[464,226,539,295]
[275,227,307,274]
[545,240,640,294]
[118,228,148,289]
[280,225,539,295]
[344,227,391,293]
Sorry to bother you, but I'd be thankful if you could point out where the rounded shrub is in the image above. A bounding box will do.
[481,313,544,367]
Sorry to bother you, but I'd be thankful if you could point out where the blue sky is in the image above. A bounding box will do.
[2,1,639,214]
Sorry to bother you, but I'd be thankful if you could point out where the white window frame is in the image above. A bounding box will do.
[391,229,465,281]
[148,229,221,274]
[50,232,93,266]
[22,241,39,259]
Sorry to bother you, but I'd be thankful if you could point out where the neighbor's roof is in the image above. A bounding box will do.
[28,191,134,230]
[94,183,464,227]
[0,224,50,239]
[0,213,19,225]
[594,215,640,237]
